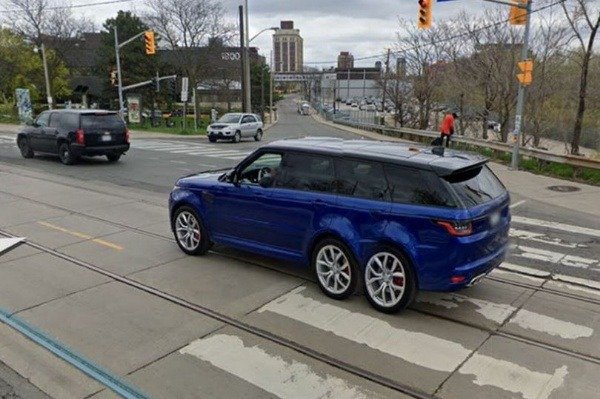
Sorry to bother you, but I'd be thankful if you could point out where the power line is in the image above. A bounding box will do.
[0,0,135,13]
[304,0,567,65]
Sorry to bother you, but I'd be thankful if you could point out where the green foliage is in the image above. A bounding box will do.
[250,62,280,115]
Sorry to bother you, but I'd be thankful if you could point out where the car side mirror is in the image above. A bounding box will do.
[259,175,273,188]
[227,171,240,186]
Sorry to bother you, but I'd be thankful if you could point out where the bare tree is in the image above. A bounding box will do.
[561,0,600,155]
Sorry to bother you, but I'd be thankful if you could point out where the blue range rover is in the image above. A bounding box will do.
[169,138,510,313]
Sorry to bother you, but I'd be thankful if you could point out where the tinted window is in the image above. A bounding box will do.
[81,114,124,130]
[334,158,387,201]
[218,114,241,123]
[35,112,50,127]
[239,152,283,185]
[385,165,457,207]
[446,165,506,207]
[61,113,80,131]
[277,153,334,193]
[48,113,62,128]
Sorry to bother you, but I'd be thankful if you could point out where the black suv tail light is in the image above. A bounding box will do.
[436,220,473,237]
[75,129,85,145]
[124,128,130,144]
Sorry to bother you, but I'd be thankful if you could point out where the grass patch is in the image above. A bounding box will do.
[129,115,209,136]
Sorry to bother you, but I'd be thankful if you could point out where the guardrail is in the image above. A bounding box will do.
[330,116,600,170]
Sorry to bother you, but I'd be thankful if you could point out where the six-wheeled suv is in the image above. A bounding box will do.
[169,137,511,313]
[17,110,130,165]
[207,113,263,143]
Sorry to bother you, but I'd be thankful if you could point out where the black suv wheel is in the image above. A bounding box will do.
[17,137,34,158]
[58,143,77,165]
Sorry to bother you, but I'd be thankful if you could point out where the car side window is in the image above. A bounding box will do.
[239,152,283,185]
[35,112,50,127]
[384,165,457,208]
[48,113,61,128]
[333,158,388,201]
[277,153,335,193]
[62,113,80,131]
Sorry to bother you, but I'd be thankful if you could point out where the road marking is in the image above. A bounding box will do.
[552,274,600,291]
[0,237,25,256]
[510,228,587,248]
[544,281,600,300]
[459,354,568,399]
[417,292,515,324]
[512,216,600,238]
[37,221,123,251]
[488,268,546,285]
[180,334,381,399]
[259,287,472,372]
[515,246,598,269]
[510,200,527,209]
[499,262,551,277]
[508,309,594,339]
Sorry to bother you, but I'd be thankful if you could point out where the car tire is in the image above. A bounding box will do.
[209,137,217,143]
[106,153,121,162]
[17,137,34,158]
[233,131,241,143]
[312,238,358,300]
[363,247,416,313]
[254,129,263,142]
[172,206,211,256]
[58,143,77,165]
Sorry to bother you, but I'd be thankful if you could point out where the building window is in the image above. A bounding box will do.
[290,41,296,72]
[282,42,289,72]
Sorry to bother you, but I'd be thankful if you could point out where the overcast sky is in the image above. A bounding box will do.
[48,0,518,67]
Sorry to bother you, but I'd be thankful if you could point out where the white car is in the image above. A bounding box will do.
[207,113,264,143]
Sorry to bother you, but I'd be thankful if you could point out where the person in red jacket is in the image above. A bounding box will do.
[439,112,457,148]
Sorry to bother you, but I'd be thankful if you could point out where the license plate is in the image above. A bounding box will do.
[489,211,501,227]
[101,135,112,142]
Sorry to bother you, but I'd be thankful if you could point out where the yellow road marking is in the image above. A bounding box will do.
[37,221,123,251]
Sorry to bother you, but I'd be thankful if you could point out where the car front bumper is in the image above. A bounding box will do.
[207,131,234,139]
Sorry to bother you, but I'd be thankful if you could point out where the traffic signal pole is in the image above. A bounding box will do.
[114,28,149,117]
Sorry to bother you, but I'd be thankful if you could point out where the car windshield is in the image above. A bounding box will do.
[217,114,241,123]
[81,113,124,130]
[445,165,506,207]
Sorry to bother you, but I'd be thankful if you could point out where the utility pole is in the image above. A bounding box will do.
[239,6,246,113]
[243,0,252,112]
[269,50,274,123]
[260,66,265,121]
[511,0,532,170]
[39,42,53,109]
[114,26,124,116]
[381,48,391,125]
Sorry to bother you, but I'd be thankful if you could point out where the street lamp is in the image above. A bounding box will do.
[33,42,53,110]
[249,27,279,43]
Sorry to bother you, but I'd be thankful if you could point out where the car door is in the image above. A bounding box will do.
[258,152,338,257]
[28,111,50,151]
[240,115,251,137]
[41,112,62,153]
[205,151,284,244]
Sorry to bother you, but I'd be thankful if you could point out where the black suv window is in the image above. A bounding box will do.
[385,165,457,207]
[277,153,334,193]
[35,112,50,127]
[334,158,387,201]
[48,113,62,128]
[81,113,124,130]
[61,113,80,131]
[445,165,506,207]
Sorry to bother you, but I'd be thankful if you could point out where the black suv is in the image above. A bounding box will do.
[17,110,130,165]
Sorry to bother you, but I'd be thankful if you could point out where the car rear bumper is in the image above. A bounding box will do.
[71,143,130,156]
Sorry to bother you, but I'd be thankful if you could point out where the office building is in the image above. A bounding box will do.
[273,21,304,73]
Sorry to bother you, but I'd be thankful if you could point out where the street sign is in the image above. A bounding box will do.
[181,77,189,102]
[15,89,32,122]
[127,95,141,123]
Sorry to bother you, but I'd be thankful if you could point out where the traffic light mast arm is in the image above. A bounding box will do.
[481,0,528,8]
[118,31,147,49]
[122,75,176,92]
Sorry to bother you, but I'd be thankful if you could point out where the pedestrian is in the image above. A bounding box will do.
[439,112,457,148]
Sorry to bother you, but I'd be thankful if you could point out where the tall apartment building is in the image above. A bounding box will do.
[337,51,354,69]
[273,21,304,73]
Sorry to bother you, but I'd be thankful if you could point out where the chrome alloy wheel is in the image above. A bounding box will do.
[316,245,352,295]
[175,211,201,251]
[365,252,406,308]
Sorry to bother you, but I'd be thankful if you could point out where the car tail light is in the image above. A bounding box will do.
[436,220,473,237]
[75,129,85,145]
[451,276,466,284]
[124,128,130,144]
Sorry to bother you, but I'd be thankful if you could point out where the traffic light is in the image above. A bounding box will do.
[517,59,533,86]
[510,0,528,25]
[418,0,432,30]
[144,31,156,55]
[168,79,177,100]
[110,69,117,86]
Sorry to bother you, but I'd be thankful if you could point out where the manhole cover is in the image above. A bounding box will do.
[547,185,581,192]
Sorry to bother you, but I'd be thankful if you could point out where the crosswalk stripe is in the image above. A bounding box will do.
[185,150,247,156]
[514,245,598,269]
[259,286,472,372]
[512,216,600,238]
[509,228,586,248]
[180,334,381,399]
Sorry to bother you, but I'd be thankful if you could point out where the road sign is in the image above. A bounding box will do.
[15,89,32,122]
[181,77,189,102]
[126,95,141,123]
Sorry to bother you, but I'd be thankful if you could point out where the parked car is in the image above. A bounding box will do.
[17,110,130,165]
[207,113,264,143]
[351,102,358,108]
[298,103,310,115]
[169,138,510,313]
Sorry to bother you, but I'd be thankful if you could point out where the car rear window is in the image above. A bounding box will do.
[81,114,124,130]
[445,165,506,207]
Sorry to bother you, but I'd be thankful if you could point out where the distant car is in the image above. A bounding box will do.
[345,99,352,105]
[351,102,358,108]
[207,113,263,143]
[365,104,377,112]
[169,137,510,313]
[298,103,310,115]
[17,110,130,165]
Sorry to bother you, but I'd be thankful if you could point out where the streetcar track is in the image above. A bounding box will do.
[2,227,600,399]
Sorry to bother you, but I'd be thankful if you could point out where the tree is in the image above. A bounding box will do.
[98,11,162,109]
[561,0,600,155]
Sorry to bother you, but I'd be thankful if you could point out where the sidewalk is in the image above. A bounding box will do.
[313,114,600,217]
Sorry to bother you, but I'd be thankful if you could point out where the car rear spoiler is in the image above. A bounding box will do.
[430,156,488,178]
